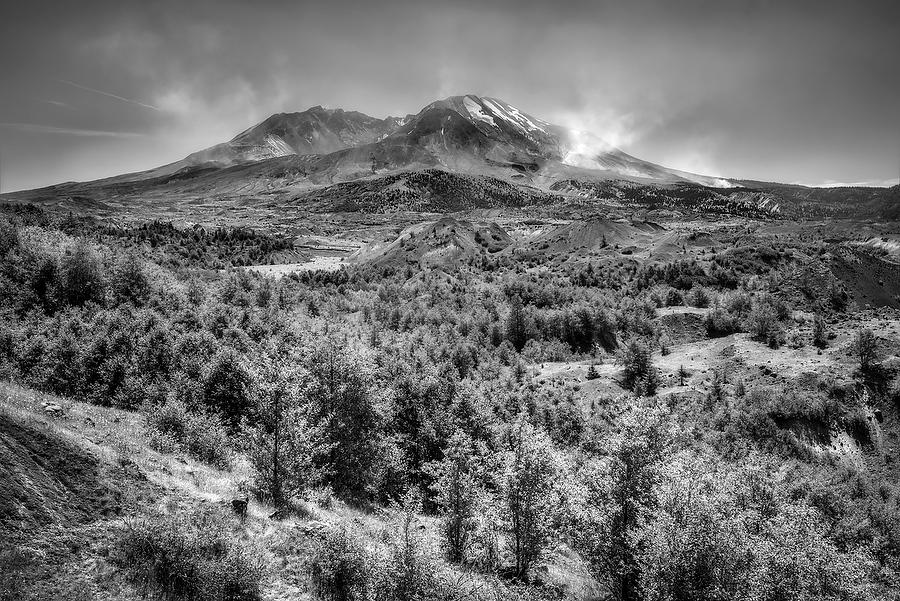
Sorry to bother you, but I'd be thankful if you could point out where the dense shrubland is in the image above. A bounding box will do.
[1,207,899,599]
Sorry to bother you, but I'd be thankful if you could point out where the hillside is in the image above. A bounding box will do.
[350,216,512,268]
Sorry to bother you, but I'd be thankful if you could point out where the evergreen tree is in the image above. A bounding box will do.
[306,341,382,502]
[244,350,328,508]
[572,407,671,601]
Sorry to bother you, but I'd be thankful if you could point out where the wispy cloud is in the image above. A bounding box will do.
[792,178,900,188]
[0,122,145,138]
[39,99,72,109]
[58,79,160,111]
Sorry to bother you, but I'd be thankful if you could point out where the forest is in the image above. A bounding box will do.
[1,206,899,601]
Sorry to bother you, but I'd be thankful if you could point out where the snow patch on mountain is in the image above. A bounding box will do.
[464,96,498,128]
[482,98,547,134]
[263,134,295,157]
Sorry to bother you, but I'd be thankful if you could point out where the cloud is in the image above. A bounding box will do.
[793,178,900,189]
[39,99,72,109]
[58,79,160,111]
[0,123,145,138]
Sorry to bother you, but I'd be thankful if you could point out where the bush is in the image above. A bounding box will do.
[812,314,827,349]
[616,338,659,396]
[112,251,149,305]
[57,239,105,307]
[113,508,266,601]
[686,286,711,308]
[705,308,740,338]
[639,459,880,601]
[203,348,252,430]
[309,527,373,601]
[373,496,450,601]
[853,329,878,372]
[145,398,231,468]
[747,301,785,349]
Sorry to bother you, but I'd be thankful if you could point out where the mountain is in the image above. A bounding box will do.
[2,94,896,220]
[96,94,730,188]
[183,106,406,166]
[295,95,730,187]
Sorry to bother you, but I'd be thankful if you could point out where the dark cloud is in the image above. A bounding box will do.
[1,0,898,190]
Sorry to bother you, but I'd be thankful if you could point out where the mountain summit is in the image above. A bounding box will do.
[234,94,731,187]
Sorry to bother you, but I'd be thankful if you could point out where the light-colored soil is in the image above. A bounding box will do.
[244,255,345,277]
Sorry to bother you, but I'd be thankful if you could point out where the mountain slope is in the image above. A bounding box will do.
[295,95,727,187]
[184,106,405,166]
[2,94,896,220]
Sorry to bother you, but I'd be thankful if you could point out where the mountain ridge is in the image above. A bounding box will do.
[2,94,897,220]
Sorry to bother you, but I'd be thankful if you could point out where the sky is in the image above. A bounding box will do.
[1,0,898,192]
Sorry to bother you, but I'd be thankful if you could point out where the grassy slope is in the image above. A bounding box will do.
[0,382,602,601]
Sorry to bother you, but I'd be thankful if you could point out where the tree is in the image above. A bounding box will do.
[812,314,827,349]
[639,459,880,601]
[429,432,481,564]
[571,407,670,601]
[503,419,558,580]
[244,351,328,508]
[58,238,105,306]
[616,338,658,395]
[202,348,252,429]
[112,251,149,305]
[747,300,785,349]
[505,296,530,351]
[853,329,878,372]
[305,341,382,502]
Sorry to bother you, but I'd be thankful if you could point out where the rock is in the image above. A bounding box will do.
[296,520,329,538]
[874,409,884,423]
[42,402,63,416]
[231,497,249,521]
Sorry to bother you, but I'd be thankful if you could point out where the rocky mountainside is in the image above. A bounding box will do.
[2,95,896,220]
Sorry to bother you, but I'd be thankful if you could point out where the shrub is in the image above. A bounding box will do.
[812,314,827,349]
[373,495,449,601]
[639,459,880,601]
[502,420,559,580]
[57,239,105,307]
[202,348,252,429]
[705,308,740,338]
[145,398,231,468]
[429,432,481,564]
[616,338,659,396]
[665,288,683,307]
[747,301,785,349]
[853,329,878,372]
[182,411,231,468]
[309,527,373,601]
[686,286,711,308]
[112,251,149,305]
[113,508,266,601]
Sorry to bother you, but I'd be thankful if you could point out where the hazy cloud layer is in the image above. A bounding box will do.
[1,0,898,191]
